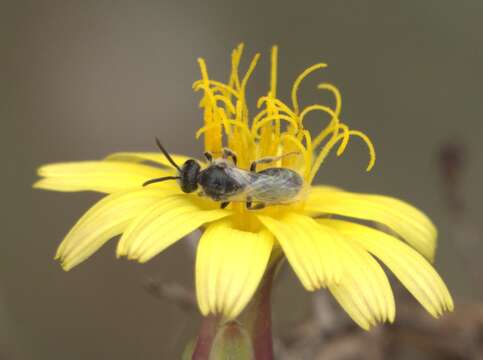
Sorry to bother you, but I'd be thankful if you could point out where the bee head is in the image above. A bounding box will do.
[143,138,201,191]
[179,159,201,193]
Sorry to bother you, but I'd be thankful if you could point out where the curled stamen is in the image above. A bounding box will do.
[312,121,340,149]
[257,97,297,118]
[299,104,339,134]
[281,133,310,177]
[309,127,376,182]
[252,105,297,129]
[346,130,376,171]
[317,83,342,117]
[251,115,299,138]
[212,95,236,114]
[335,124,349,156]
[291,63,328,115]
[309,133,344,183]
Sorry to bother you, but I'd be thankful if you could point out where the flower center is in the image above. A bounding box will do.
[193,44,376,224]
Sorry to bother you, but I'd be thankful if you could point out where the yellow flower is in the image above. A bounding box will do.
[34,44,453,330]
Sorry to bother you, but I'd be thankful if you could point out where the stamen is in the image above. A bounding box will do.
[346,130,376,171]
[312,121,340,149]
[257,97,297,118]
[280,133,309,175]
[196,120,251,140]
[241,53,261,91]
[212,95,236,114]
[309,133,344,183]
[230,44,244,90]
[251,115,299,138]
[335,124,349,156]
[301,130,313,178]
[291,63,328,115]
[252,106,298,129]
[270,46,278,97]
[309,126,376,182]
[317,83,342,117]
[193,80,240,98]
[299,104,339,135]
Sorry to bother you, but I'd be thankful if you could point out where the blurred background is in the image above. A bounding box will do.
[2,1,483,359]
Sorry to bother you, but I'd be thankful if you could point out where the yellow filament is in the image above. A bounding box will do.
[335,124,349,156]
[196,120,251,140]
[299,104,338,130]
[301,129,313,178]
[193,80,239,98]
[270,46,278,97]
[291,63,328,114]
[312,121,340,149]
[309,127,376,182]
[257,96,297,118]
[197,58,221,153]
[281,133,310,177]
[252,106,297,129]
[241,53,261,91]
[309,134,343,183]
[346,130,376,171]
[317,83,342,117]
[197,58,210,85]
[251,115,299,137]
[212,95,236,114]
[230,44,244,90]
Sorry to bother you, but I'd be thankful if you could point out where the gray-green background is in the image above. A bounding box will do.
[2,1,482,359]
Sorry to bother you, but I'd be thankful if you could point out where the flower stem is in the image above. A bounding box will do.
[192,315,218,360]
[243,260,280,360]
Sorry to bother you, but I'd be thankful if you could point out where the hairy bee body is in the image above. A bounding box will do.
[198,159,305,206]
[143,139,305,210]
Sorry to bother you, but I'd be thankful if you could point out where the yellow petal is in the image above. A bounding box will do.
[118,195,229,263]
[56,188,168,271]
[34,161,176,193]
[105,152,193,168]
[257,213,343,291]
[322,219,454,317]
[305,188,437,261]
[195,219,274,319]
[326,236,395,330]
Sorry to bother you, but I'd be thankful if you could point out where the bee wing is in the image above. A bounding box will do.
[248,171,304,203]
[225,167,306,204]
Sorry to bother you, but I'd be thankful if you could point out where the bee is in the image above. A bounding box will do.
[143,138,305,210]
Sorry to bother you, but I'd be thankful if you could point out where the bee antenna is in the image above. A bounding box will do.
[143,176,180,187]
[155,137,181,172]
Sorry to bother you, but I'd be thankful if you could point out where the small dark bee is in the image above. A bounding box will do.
[143,138,305,210]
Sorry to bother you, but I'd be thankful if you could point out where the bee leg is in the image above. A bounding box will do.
[220,201,230,209]
[250,152,299,172]
[251,202,266,210]
[222,147,237,165]
[204,152,214,162]
[246,198,265,210]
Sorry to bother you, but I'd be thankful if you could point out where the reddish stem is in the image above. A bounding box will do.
[247,263,277,360]
[191,315,218,360]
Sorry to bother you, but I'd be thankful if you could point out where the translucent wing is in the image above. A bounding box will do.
[224,166,306,204]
